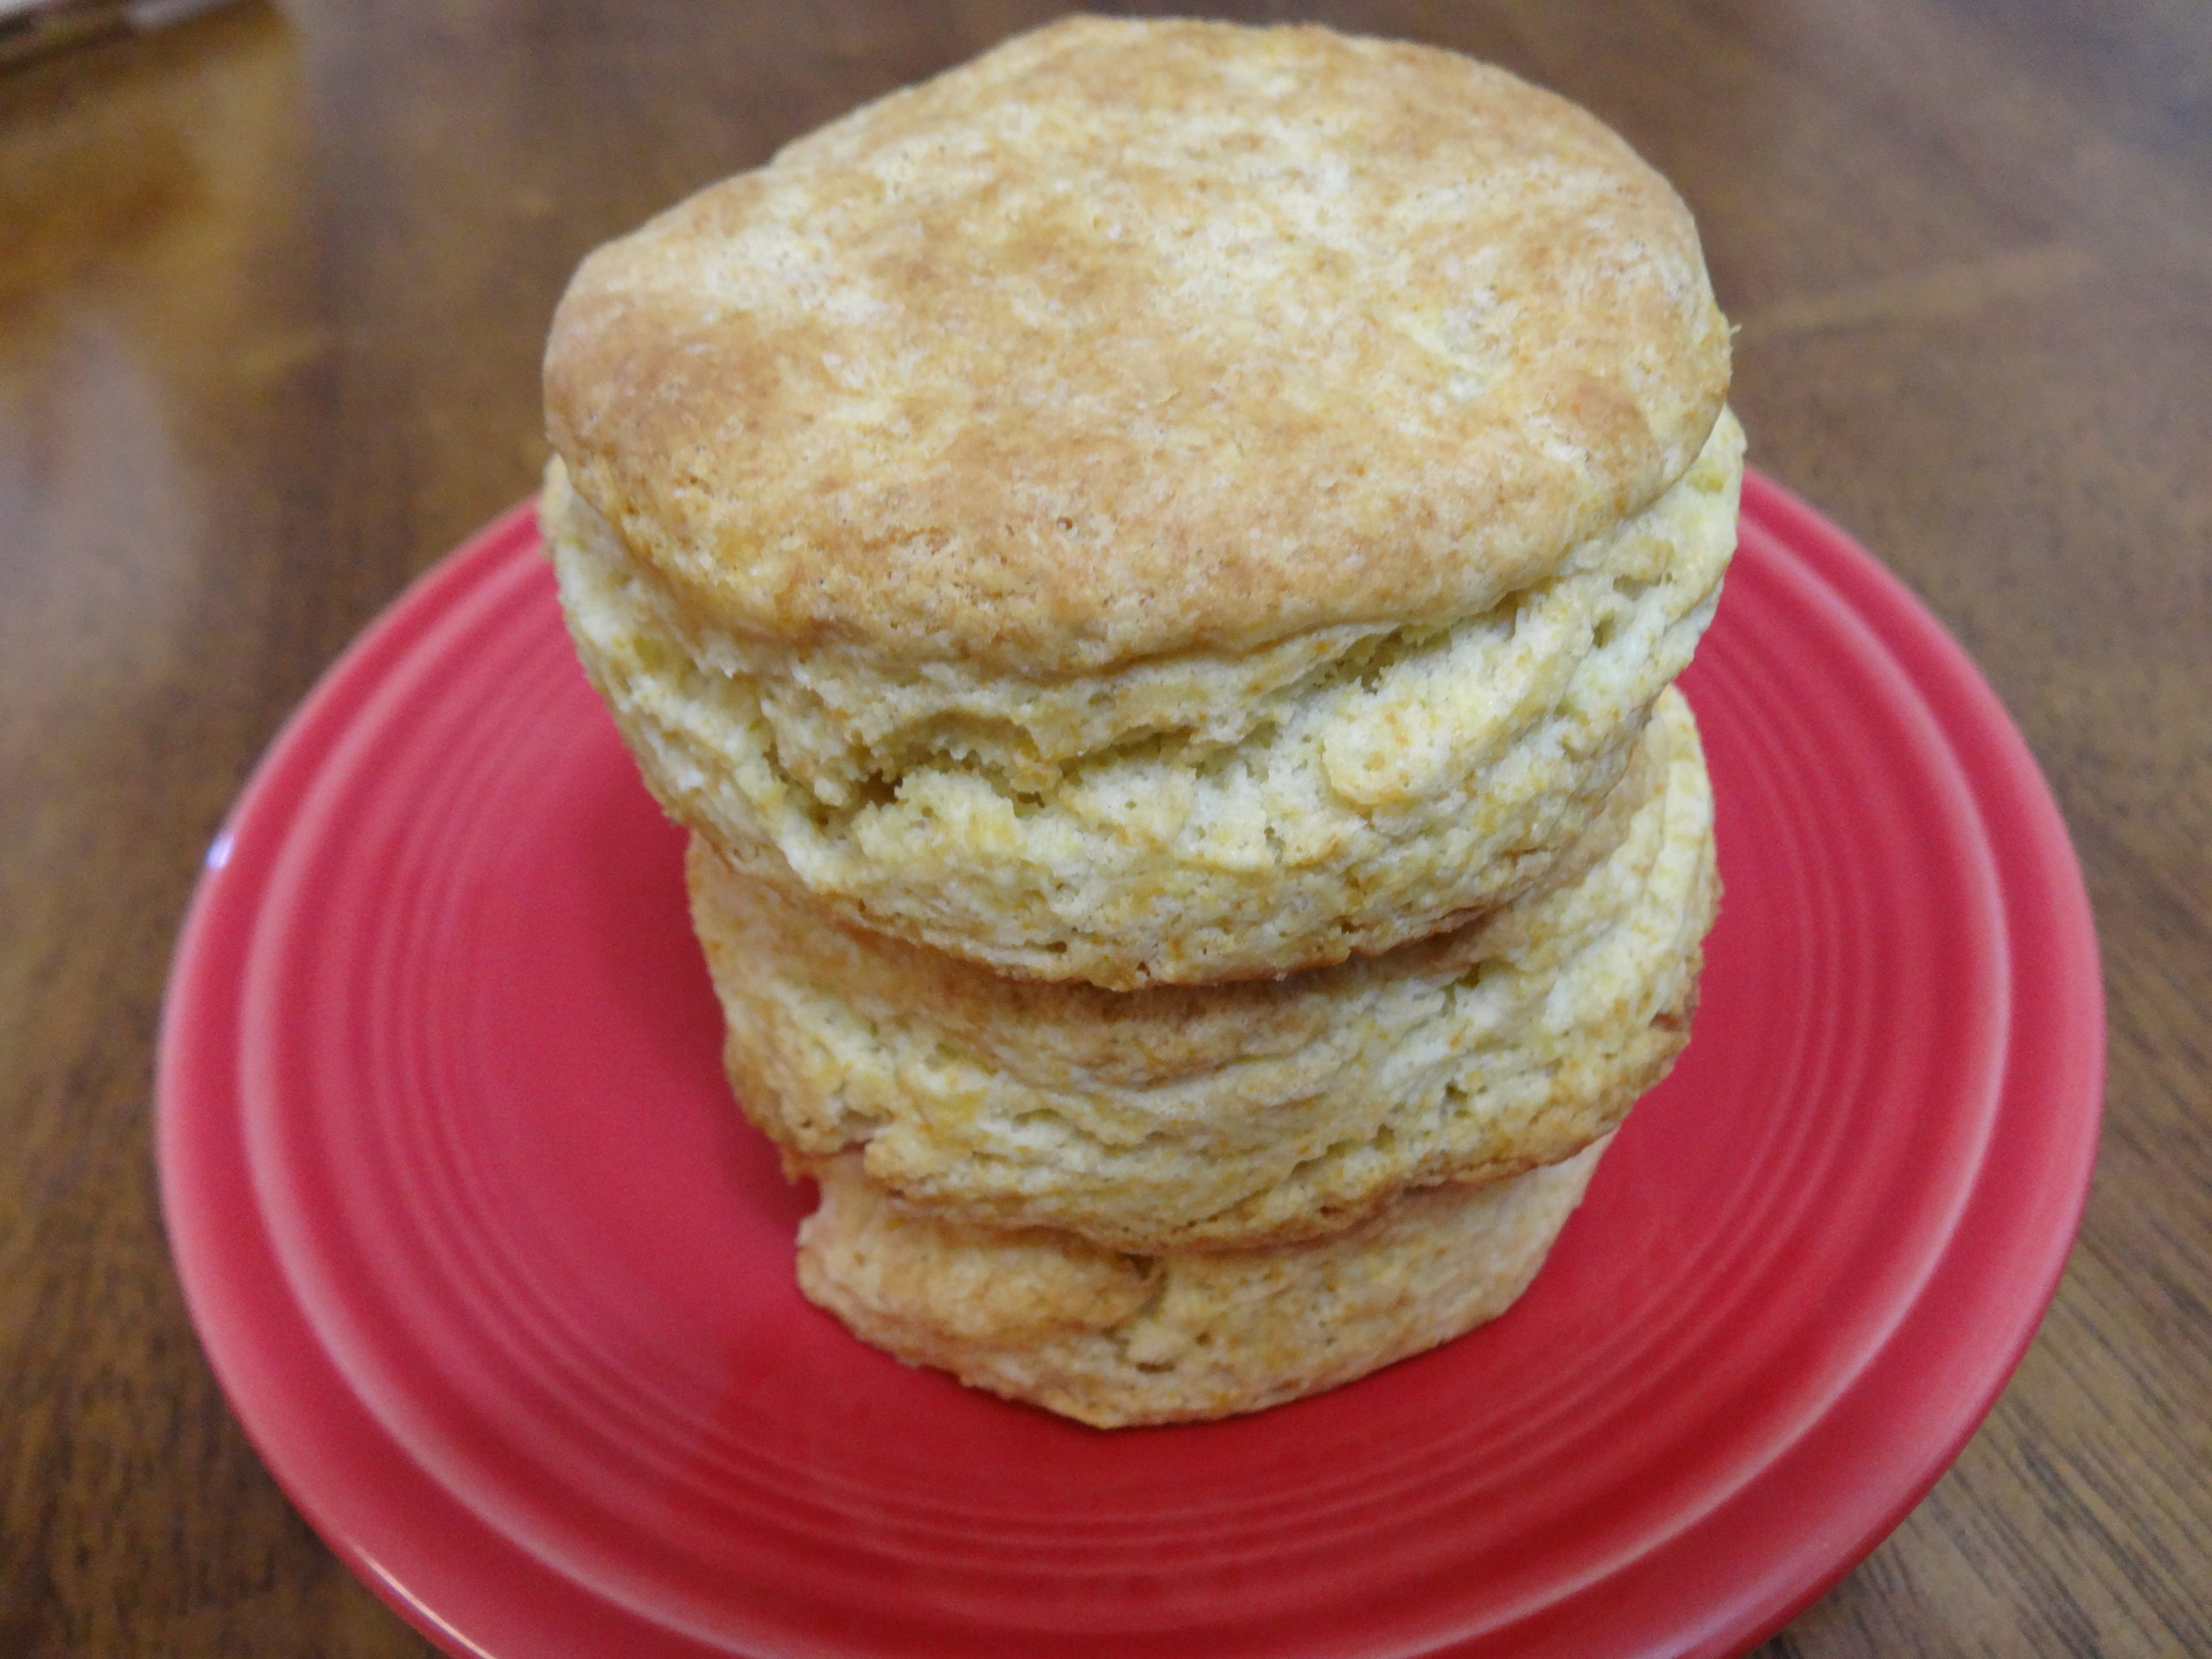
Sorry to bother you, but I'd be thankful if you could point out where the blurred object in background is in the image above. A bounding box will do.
[2,0,241,67]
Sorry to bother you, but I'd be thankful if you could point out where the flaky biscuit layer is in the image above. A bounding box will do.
[694,690,1715,1251]
[557,415,1738,986]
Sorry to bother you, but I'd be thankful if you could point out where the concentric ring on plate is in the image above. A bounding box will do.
[160,475,2100,1659]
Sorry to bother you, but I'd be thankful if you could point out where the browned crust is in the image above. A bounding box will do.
[544,15,1730,671]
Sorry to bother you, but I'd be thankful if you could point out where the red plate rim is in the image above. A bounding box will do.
[157,470,2105,1659]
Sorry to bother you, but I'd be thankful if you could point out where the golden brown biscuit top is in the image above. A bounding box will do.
[543,15,1731,671]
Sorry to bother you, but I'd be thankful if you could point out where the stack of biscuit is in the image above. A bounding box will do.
[541,16,1739,1427]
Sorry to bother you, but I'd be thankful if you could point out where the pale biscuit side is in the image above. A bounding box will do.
[797,1137,1609,1428]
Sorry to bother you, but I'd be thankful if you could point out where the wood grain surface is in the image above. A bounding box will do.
[2,2,2206,1654]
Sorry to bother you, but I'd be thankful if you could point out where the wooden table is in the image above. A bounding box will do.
[3,2,2204,1653]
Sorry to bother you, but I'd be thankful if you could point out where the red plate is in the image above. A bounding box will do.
[159,474,2102,1659]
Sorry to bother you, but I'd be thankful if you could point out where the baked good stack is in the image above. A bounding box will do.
[541,16,1738,1427]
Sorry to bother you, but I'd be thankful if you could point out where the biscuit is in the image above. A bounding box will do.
[544,16,1738,986]
[796,1136,1610,1428]
[694,688,1715,1251]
